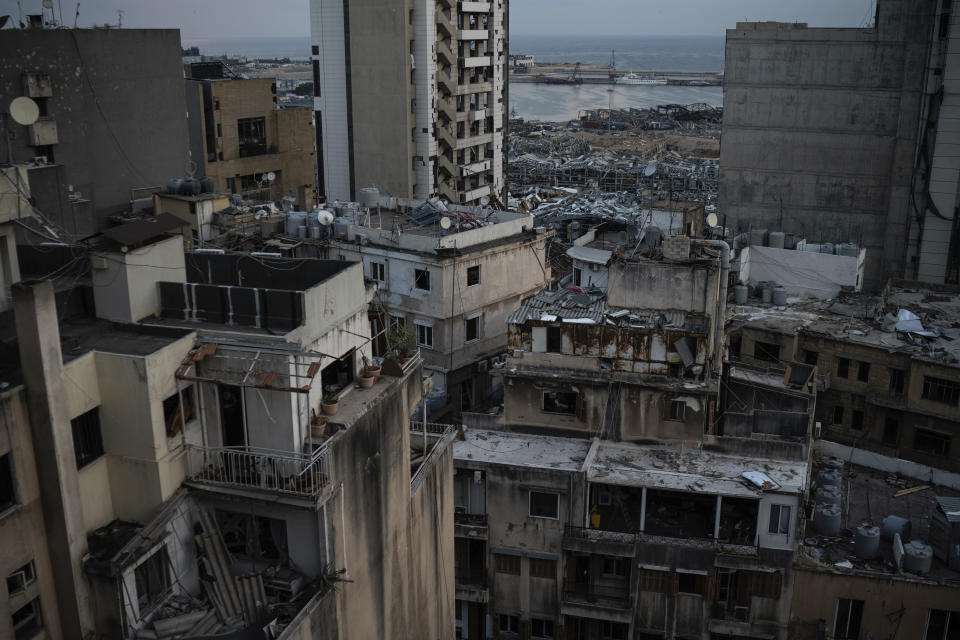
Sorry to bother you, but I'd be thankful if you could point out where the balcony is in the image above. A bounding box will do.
[460,1,492,12]
[455,511,488,539]
[458,29,489,40]
[563,524,636,556]
[455,569,489,603]
[867,391,906,409]
[460,159,491,177]
[462,55,492,68]
[185,444,330,503]
[562,582,632,610]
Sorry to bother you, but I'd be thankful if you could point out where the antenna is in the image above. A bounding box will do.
[439,216,452,230]
[5,97,40,163]
[73,2,78,28]
[116,8,122,27]
[643,163,656,177]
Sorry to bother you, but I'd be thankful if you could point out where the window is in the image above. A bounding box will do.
[542,391,577,415]
[835,598,864,640]
[677,571,707,595]
[883,417,900,445]
[531,619,554,639]
[6,561,36,596]
[499,614,520,633]
[163,386,195,438]
[529,557,556,579]
[851,410,863,431]
[414,268,431,290]
[546,326,562,353]
[889,368,905,395]
[768,504,791,536]
[529,491,559,519]
[922,376,960,406]
[415,321,434,349]
[914,428,951,457]
[856,362,870,382]
[466,265,481,286]
[237,116,267,157]
[600,622,627,640]
[602,557,628,577]
[0,453,14,512]
[217,511,288,562]
[11,598,42,640]
[135,547,170,612]
[494,554,520,575]
[573,267,582,287]
[465,314,482,342]
[832,406,844,426]
[804,350,819,366]
[753,341,781,363]
[925,609,960,640]
[369,261,385,282]
[836,357,850,378]
[389,314,405,330]
[71,407,104,469]
[669,400,686,421]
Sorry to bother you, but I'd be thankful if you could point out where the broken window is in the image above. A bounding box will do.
[11,597,42,640]
[753,341,780,363]
[531,618,554,639]
[216,510,289,563]
[465,314,482,342]
[466,265,481,286]
[71,407,104,469]
[6,561,35,596]
[857,361,870,382]
[0,453,15,512]
[163,386,195,438]
[644,489,716,539]
[414,268,431,290]
[669,400,686,421]
[546,326,562,353]
[637,568,672,594]
[835,598,864,640]
[851,410,864,431]
[542,391,577,415]
[889,368,905,395]
[529,557,556,579]
[135,546,170,613]
[529,491,559,519]
[832,406,844,426]
[767,504,791,536]
[369,261,385,282]
[883,417,900,445]
[237,116,267,157]
[415,321,434,349]
[602,557,628,577]
[925,609,960,640]
[573,267,582,287]
[677,571,708,596]
[599,622,627,640]
[804,350,819,366]
[499,614,520,633]
[914,428,951,457]
[922,376,960,406]
[718,497,758,545]
[494,553,520,575]
[836,357,850,379]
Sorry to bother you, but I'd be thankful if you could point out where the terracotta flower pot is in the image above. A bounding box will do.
[364,365,382,379]
[321,401,339,416]
[358,374,375,389]
[311,419,327,438]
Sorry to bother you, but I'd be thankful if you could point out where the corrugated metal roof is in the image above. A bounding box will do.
[506,289,607,325]
[936,496,960,522]
[566,244,612,265]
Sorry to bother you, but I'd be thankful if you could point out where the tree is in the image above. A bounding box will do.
[294,82,313,97]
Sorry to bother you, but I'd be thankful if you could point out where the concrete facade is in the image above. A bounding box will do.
[720,2,937,289]
[0,28,190,233]
[309,0,507,205]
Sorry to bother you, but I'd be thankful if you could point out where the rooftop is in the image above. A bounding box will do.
[588,441,808,498]
[453,428,592,472]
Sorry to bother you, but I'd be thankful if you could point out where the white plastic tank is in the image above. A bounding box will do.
[297,225,307,239]
[854,524,880,559]
[308,225,322,239]
[750,229,767,247]
[821,242,835,255]
[817,467,842,488]
[814,504,842,536]
[837,243,859,257]
[881,515,912,541]
[903,540,933,575]
[734,285,749,304]
[816,485,841,507]
[772,286,787,306]
[768,231,785,249]
[286,211,307,236]
[358,187,380,208]
[784,233,796,250]
[761,284,773,304]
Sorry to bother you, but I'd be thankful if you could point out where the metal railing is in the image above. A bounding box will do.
[186,444,330,498]
[562,582,631,608]
[564,524,637,544]
[411,421,454,435]
[455,512,488,527]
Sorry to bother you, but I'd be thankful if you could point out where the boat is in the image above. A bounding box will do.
[616,72,668,86]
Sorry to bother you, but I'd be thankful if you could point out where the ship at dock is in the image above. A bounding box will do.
[616,72,668,85]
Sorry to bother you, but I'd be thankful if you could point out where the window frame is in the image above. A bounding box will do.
[832,406,844,426]
[913,428,951,457]
[0,452,15,513]
[163,386,195,438]
[850,409,864,431]
[6,560,36,596]
[602,557,628,578]
[753,340,781,363]
[889,368,906,395]
[857,361,870,383]
[465,313,482,343]
[414,320,434,349]
[466,264,481,287]
[369,260,386,283]
[528,490,560,520]
[834,598,864,640]
[922,375,960,406]
[768,504,791,536]
[529,557,556,579]
[836,357,850,379]
[531,618,555,639]
[11,597,42,640]
[668,399,686,422]
[71,407,104,469]
[542,391,578,416]
[237,116,267,158]
[134,545,171,614]
[414,268,431,291]
[499,614,520,633]
[493,553,521,575]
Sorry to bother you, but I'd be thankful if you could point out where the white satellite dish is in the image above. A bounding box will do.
[266,172,276,182]
[643,163,657,177]
[42,0,53,7]
[706,212,719,228]
[480,195,490,206]
[439,216,452,230]
[9,97,40,126]
[317,209,335,226]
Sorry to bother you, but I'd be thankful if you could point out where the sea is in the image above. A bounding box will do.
[181,34,725,121]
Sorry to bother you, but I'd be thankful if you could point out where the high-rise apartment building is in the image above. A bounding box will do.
[309,0,508,206]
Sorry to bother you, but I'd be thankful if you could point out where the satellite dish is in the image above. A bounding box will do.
[42,0,53,8]
[266,172,276,182]
[9,97,40,126]
[643,163,657,177]
[317,209,334,225]
[706,212,719,228]
[480,195,490,206]
[439,216,452,230]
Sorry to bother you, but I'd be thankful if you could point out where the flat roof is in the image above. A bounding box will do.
[453,429,592,472]
[588,441,807,498]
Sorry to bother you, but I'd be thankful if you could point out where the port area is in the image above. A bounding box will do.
[510,62,723,85]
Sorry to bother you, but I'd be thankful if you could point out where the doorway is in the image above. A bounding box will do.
[218,384,245,447]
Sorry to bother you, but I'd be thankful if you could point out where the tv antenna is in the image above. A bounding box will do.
[116,8,123,27]
[4,96,40,163]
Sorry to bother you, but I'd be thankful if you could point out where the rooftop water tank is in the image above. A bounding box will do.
[644,226,663,247]
[772,286,787,306]
[816,485,841,507]
[881,515,912,542]
[285,211,307,236]
[358,187,380,208]
[734,285,748,305]
[761,284,773,304]
[750,229,767,247]
[784,233,796,250]
[814,504,842,536]
[903,540,933,575]
[837,243,859,257]
[166,178,183,194]
[854,524,880,559]
[200,177,215,193]
[768,231,785,249]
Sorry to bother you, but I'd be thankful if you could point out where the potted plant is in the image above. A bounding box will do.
[310,409,327,438]
[321,391,340,416]
[357,370,376,389]
[387,323,416,363]
[361,353,381,379]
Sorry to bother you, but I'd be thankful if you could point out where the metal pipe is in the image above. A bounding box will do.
[692,238,729,370]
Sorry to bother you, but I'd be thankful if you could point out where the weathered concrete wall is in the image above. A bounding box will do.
[0,29,189,227]
[91,236,186,324]
[720,3,936,289]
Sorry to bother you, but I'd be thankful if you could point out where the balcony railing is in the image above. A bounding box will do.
[455,570,488,589]
[562,582,631,608]
[565,524,637,545]
[186,444,330,499]
[455,512,488,527]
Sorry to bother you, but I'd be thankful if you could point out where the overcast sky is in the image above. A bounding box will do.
[3,0,875,39]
